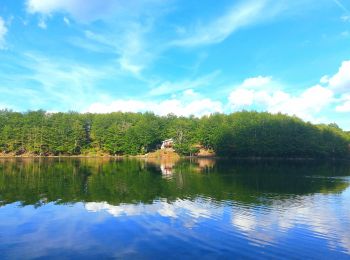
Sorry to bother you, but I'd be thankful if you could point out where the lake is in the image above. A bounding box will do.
[0,158,349,259]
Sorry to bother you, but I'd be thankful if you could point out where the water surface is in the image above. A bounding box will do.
[0,158,349,259]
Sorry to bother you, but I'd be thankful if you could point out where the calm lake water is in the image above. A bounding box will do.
[0,158,349,259]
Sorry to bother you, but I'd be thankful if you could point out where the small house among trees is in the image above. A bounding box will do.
[161,139,174,149]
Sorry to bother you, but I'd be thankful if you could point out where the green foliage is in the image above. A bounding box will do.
[1,159,349,207]
[0,109,349,158]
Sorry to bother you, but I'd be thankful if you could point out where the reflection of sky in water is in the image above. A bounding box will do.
[231,190,350,253]
[1,187,350,259]
[1,159,350,259]
[77,186,350,258]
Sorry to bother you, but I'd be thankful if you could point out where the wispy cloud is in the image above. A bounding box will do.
[26,0,167,22]
[148,70,220,96]
[0,17,8,49]
[77,24,156,75]
[63,17,70,26]
[55,2,169,76]
[171,0,282,47]
[332,0,350,14]
[0,52,115,111]
[26,0,118,23]
[341,15,350,22]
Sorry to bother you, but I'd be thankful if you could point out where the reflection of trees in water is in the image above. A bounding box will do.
[0,158,349,207]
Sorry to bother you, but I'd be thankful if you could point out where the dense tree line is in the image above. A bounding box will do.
[0,110,349,158]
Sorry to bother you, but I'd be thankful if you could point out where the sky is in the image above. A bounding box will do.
[0,0,349,129]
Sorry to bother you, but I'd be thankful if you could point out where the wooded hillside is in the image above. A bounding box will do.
[0,110,349,158]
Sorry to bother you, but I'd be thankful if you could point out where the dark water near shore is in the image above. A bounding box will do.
[0,158,349,259]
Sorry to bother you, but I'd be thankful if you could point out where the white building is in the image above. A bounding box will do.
[161,139,174,149]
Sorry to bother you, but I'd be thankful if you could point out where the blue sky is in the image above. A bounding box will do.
[0,0,349,129]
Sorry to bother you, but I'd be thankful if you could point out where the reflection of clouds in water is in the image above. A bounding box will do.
[231,190,350,253]
[232,212,256,232]
[0,203,107,259]
[86,199,215,220]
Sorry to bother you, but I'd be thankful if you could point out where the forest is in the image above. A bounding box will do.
[0,110,349,158]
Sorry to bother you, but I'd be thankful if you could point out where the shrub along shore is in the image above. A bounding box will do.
[0,110,349,159]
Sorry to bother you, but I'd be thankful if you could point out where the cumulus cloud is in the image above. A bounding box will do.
[86,89,223,117]
[0,17,8,49]
[228,58,350,123]
[240,75,273,89]
[268,85,334,121]
[85,59,350,123]
[336,94,350,112]
[229,76,334,122]
[322,60,350,93]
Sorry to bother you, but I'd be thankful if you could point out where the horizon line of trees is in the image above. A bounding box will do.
[0,109,349,158]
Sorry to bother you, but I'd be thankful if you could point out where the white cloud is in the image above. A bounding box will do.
[229,89,255,107]
[0,17,8,49]
[228,76,277,107]
[320,75,330,84]
[71,19,158,75]
[86,89,223,117]
[341,15,350,22]
[336,101,350,112]
[240,75,273,88]
[229,76,334,122]
[183,89,198,98]
[119,57,143,75]
[324,60,350,93]
[87,100,148,114]
[149,71,220,96]
[86,59,349,123]
[228,58,350,124]
[26,0,167,23]
[172,0,282,47]
[15,53,111,110]
[268,85,334,121]
[114,25,153,75]
[26,0,118,22]
[38,18,47,29]
[341,31,350,37]
[26,0,169,75]
[336,94,350,112]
